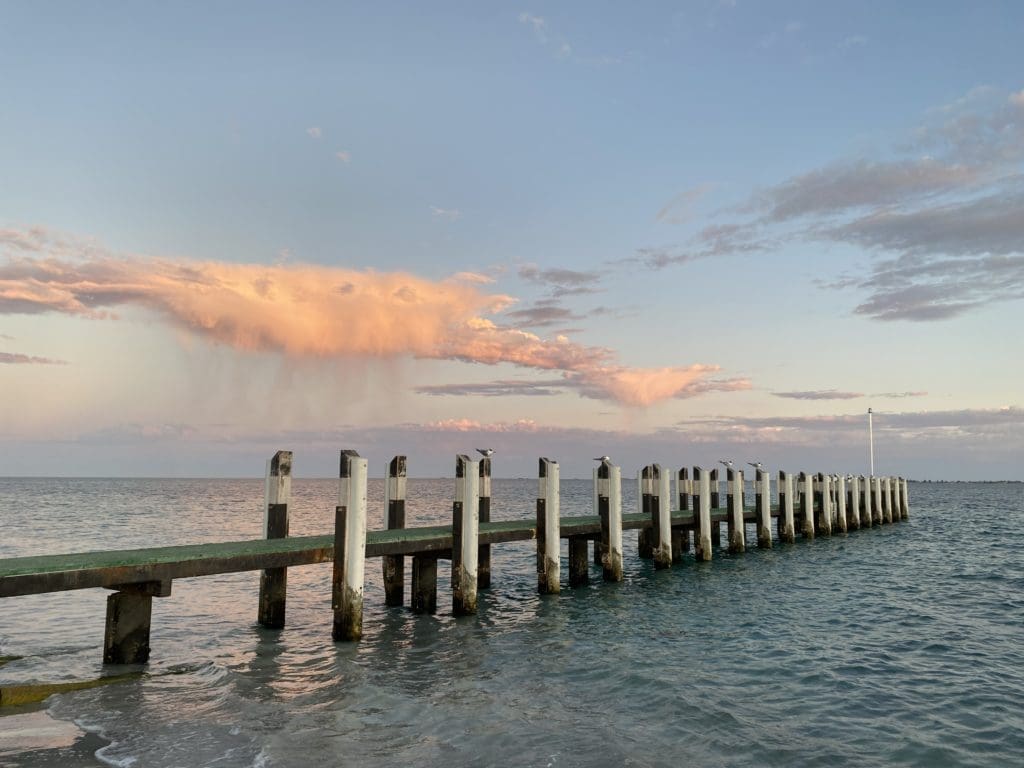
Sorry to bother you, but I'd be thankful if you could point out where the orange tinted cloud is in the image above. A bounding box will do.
[0,229,743,406]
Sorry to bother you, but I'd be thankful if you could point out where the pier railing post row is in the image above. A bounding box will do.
[651,464,673,568]
[799,472,815,539]
[478,457,492,588]
[382,456,407,607]
[332,450,368,642]
[755,468,772,549]
[597,459,623,581]
[777,471,796,544]
[727,468,745,553]
[258,449,292,629]
[452,454,480,615]
[674,468,691,561]
[536,458,560,594]
[836,474,848,533]
[692,467,713,561]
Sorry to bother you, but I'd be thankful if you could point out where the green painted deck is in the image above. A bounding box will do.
[0,506,780,599]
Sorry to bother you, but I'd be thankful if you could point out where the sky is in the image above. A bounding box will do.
[1,1,1023,480]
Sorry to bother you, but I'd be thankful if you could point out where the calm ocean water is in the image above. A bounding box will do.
[1,478,1022,767]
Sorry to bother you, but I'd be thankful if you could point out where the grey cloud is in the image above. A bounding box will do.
[0,351,67,365]
[752,158,978,222]
[415,378,568,398]
[773,390,864,400]
[518,265,604,296]
[875,391,928,398]
[504,299,586,329]
[630,86,1024,322]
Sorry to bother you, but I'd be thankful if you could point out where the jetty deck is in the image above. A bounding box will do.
[0,450,909,668]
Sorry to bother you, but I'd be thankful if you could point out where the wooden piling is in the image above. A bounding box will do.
[258,450,292,629]
[568,537,589,587]
[637,467,654,559]
[799,472,815,539]
[674,468,690,561]
[777,471,796,543]
[693,467,713,561]
[332,450,367,641]
[873,476,885,524]
[649,464,672,568]
[900,477,910,519]
[452,454,479,615]
[103,580,169,664]
[848,475,861,530]
[881,476,892,523]
[727,468,745,553]
[836,474,848,533]
[815,472,833,536]
[537,458,560,594]
[597,460,623,581]
[862,475,874,526]
[888,476,900,523]
[382,455,407,607]
[478,457,492,588]
[411,555,438,614]
[755,468,773,548]
[710,468,722,548]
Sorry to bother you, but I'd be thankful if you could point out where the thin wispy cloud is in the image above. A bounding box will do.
[335,150,351,163]
[416,378,568,398]
[656,184,713,224]
[0,227,743,407]
[430,206,461,221]
[774,390,864,401]
[0,351,67,365]
[306,126,322,139]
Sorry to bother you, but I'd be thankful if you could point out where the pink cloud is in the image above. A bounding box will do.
[0,227,742,407]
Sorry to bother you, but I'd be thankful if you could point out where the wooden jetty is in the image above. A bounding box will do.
[0,451,910,666]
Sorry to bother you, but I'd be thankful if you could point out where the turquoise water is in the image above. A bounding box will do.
[1,478,1022,767]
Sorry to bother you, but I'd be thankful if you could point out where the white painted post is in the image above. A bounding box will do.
[901,477,910,519]
[597,459,623,581]
[778,471,796,543]
[836,474,848,533]
[452,454,479,615]
[537,457,560,594]
[862,475,874,526]
[332,450,368,641]
[652,463,672,568]
[382,456,407,607]
[258,450,292,628]
[817,473,833,536]
[800,472,815,539]
[873,476,884,524]
[756,468,773,548]
[849,475,861,530]
[693,466,713,561]
[728,468,745,553]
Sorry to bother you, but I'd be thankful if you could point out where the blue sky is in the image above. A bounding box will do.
[2,2,1023,479]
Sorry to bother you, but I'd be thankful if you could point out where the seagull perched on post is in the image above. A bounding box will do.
[476,448,494,458]
[747,461,763,471]
[718,459,733,468]
[593,455,611,462]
